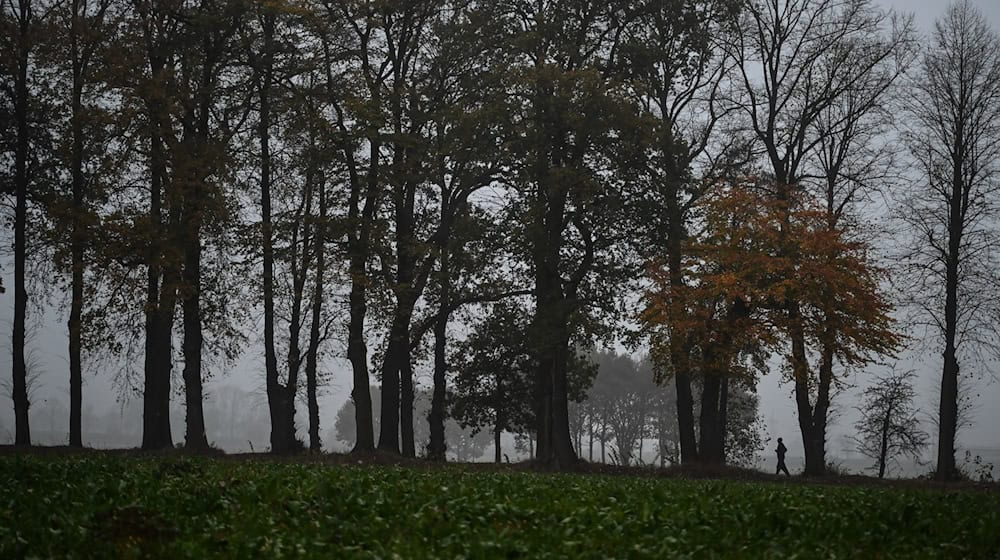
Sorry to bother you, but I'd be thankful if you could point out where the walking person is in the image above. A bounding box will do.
[775,437,790,476]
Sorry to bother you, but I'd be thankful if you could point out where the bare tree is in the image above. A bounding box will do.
[852,369,928,479]
[898,0,1000,481]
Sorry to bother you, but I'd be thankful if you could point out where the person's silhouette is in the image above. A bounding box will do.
[775,437,790,476]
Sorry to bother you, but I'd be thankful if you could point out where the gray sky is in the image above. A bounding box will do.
[2,0,999,460]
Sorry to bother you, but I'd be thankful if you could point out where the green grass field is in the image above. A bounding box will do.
[2,454,999,558]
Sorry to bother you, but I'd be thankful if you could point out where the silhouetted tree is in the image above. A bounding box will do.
[898,0,1000,481]
[1,0,58,446]
[853,369,929,479]
[450,303,535,464]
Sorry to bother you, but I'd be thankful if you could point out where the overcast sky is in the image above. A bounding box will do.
[2,0,999,459]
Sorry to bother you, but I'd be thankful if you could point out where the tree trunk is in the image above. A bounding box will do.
[878,406,891,479]
[11,0,32,446]
[347,274,375,452]
[936,161,964,480]
[179,17,223,452]
[377,326,403,453]
[427,251,451,461]
[601,417,607,464]
[141,67,175,450]
[665,177,698,465]
[532,245,577,468]
[258,10,289,455]
[281,182,314,451]
[344,122,381,452]
[494,418,502,464]
[68,0,85,447]
[718,375,729,463]
[699,373,723,464]
[790,312,824,475]
[305,176,327,453]
[181,225,208,450]
[400,350,415,457]
[588,414,594,462]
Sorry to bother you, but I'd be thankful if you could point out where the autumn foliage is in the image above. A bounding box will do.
[645,176,901,398]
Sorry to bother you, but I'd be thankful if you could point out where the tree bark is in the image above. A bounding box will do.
[344,139,379,453]
[494,411,502,464]
[258,10,288,454]
[699,373,723,464]
[427,249,451,461]
[663,163,699,465]
[400,347,415,457]
[140,38,176,450]
[530,181,578,468]
[280,177,314,451]
[68,0,87,448]
[878,403,892,479]
[347,274,375,452]
[11,0,33,447]
[718,375,729,462]
[180,19,229,451]
[181,224,207,449]
[377,324,403,454]
[936,148,965,480]
[305,175,327,453]
[789,307,826,475]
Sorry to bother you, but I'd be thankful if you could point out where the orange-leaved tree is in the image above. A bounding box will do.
[645,177,901,470]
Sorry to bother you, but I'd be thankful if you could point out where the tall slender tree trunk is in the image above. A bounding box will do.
[347,270,374,452]
[662,136,698,465]
[427,248,451,461]
[322,35,375,454]
[258,10,289,454]
[400,350,415,457]
[344,142,380,453]
[305,175,327,453]
[377,301,420,456]
[495,425,503,463]
[141,54,176,450]
[934,153,966,481]
[493,376,504,465]
[718,375,729,462]
[878,406,891,479]
[181,26,224,451]
[11,0,33,446]
[601,416,607,464]
[588,414,594,462]
[181,224,207,449]
[282,181,315,451]
[67,0,86,447]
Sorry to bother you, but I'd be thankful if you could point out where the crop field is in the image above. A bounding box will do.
[2,454,999,558]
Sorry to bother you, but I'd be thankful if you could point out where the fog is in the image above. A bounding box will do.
[2,0,999,473]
